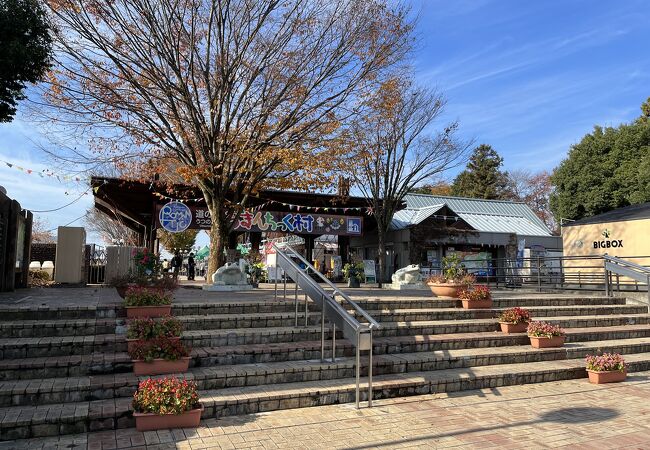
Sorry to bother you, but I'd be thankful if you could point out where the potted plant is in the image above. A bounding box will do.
[498,307,531,333]
[585,353,628,384]
[110,273,138,299]
[132,377,202,431]
[129,336,191,376]
[458,285,492,309]
[247,262,266,288]
[527,321,566,348]
[343,262,364,288]
[124,286,173,318]
[126,316,183,353]
[111,249,178,299]
[426,255,473,297]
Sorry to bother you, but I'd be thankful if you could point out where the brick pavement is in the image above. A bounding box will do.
[3,371,650,449]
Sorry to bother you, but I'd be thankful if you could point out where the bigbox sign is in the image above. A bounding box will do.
[156,202,363,236]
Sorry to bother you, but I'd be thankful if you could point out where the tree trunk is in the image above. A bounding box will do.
[377,230,386,288]
[206,202,228,283]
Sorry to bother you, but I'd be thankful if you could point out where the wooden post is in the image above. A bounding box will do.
[3,200,20,291]
[18,210,33,288]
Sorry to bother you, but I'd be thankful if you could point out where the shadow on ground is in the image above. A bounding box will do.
[346,406,620,449]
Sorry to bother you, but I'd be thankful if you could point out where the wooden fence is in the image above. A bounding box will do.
[0,190,32,292]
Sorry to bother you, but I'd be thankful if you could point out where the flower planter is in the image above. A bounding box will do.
[499,322,529,334]
[132,357,191,376]
[461,299,493,309]
[133,405,203,431]
[126,305,172,319]
[427,282,464,298]
[528,335,565,348]
[116,284,137,299]
[127,336,181,353]
[347,278,360,288]
[587,369,627,384]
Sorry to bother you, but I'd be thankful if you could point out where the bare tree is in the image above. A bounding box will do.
[32,217,56,243]
[506,169,557,233]
[344,77,469,283]
[84,208,140,245]
[40,0,413,275]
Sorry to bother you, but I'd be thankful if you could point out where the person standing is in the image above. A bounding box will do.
[171,251,182,279]
[187,252,196,281]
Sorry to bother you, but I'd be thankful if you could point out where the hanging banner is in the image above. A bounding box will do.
[156,203,363,236]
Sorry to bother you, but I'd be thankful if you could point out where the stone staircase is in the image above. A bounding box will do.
[1,291,650,440]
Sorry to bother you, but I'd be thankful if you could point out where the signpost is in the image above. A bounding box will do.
[156,202,363,236]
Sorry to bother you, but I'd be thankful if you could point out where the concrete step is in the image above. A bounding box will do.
[0,296,628,323]
[491,296,627,307]
[0,319,117,338]
[177,313,650,347]
[1,304,644,339]
[358,305,647,322]
[155,305,650,331]
[3,324,650,381]
[3,336,650,407]
[0,335,122,359]
[0,305,117,321]
[199,352,650,419]
[3,313,648,359]
[3,352,650,440]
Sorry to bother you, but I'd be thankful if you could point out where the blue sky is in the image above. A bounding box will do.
[0,0,649,244]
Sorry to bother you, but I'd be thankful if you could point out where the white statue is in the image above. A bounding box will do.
[211,262,249,285]
[203,262,253,291]
[392,264,422,284]
[389,264,427,290]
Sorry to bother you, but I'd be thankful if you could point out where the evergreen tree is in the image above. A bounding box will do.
[550,98,650,221]
[0,0,52,122]
[450,144,511,199]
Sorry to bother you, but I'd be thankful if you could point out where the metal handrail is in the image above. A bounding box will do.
[272,244,376,408]
[279,244,380,329]
[603,255,650,312]
[604,254,650,274]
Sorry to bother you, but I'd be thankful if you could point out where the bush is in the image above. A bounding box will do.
[110,273,178,291]
[459,285,491,301]
[133,247,160,277]
[30,270,50,281]
[343,262,365,281]
[128,336,189,362]
[425,256,474,285]
[527,321,565,338]
[29,270,51,286]
[124,287,172,307]
[132,377,199,415]
[498,307,531,324]
[585,353,627,372]
[127,316,183,340]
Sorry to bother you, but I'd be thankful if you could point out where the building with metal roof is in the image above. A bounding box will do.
[351,193,561,279]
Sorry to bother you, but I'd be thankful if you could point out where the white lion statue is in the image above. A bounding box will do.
[391,264,422,284]
[211,262,249,286]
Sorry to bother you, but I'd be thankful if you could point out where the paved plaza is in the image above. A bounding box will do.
[3,370,650,449]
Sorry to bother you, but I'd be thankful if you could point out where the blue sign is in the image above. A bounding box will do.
[347,218,361,234]
[159,202,192,232]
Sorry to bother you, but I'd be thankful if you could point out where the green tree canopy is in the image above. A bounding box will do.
[157,230,199,255]
[0,0,52,122]
[450,144,511,199]
[550,98,650,221]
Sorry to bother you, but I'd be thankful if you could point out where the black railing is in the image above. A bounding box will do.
[420,254,650,292]
[87,244,107,284]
